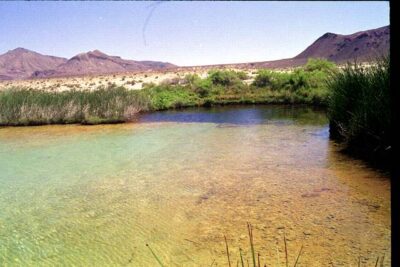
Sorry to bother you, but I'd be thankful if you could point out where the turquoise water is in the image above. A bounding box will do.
[0,106,390,266]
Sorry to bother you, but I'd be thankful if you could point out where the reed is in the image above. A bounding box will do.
[327,56,390,168]
[0,85,150,126]
[144,223,386,266]
[146,243,165,267]
[224,235,232,267]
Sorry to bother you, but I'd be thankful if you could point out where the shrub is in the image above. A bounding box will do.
[252,70,274,88]
[192,78,213,97]
[184,74,200,86]
[144,85,200,110]
[304,58,336,72]
[208,70,243,86]
[288,69,308,91]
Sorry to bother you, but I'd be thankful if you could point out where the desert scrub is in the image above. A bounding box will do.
[0,85,150,126]
[327,57,390,168]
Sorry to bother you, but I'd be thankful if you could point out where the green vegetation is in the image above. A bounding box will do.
[327,57,390,168]
[144,84,199,110]
[0,86,150,126]
[143,59,335,110]
[0,58,336,126]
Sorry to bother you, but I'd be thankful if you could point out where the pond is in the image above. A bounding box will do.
[0,105,390,266]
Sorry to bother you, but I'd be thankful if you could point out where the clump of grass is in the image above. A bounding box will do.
[0,85,150,126]
[327,56,390,168]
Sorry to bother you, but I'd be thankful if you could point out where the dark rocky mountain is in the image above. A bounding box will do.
[294,25,389,62]
[205,25,390,70]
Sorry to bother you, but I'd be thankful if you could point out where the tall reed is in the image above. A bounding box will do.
[327,57,390,168]
[0,85,150,126]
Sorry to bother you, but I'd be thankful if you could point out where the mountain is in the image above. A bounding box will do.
[31,50,176,78]
[0,48,67,80]
[251,25,389,69]
[202,25,390,70]
[294,25,389,62]
[0,25,390,80]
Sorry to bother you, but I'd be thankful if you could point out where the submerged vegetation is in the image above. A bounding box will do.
[145,223,387,266]
[327,57,390,168]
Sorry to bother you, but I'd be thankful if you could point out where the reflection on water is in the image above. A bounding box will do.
[137,105,328,126]
[0,106,390,266]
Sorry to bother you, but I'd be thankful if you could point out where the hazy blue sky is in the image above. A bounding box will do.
[0,1,389,66]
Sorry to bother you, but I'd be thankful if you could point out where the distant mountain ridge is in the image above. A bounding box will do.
[32,50,176,78]
[0,49,176,80]
[0,25,389,80]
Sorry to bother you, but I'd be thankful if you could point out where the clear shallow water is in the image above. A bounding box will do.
[0,106,390,266]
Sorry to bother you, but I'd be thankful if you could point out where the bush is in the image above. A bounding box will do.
[304,58,336,72]
[184,73,201,86]
[252,70,274,88]
[208,70,243,86]
[288,69,308,91]
[144,85,200,110]
[193,79,213,97]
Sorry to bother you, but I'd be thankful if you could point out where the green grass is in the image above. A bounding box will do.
[327,57,390,168]
[0,85,150,126]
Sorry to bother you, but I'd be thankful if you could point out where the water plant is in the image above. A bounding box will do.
[327,56,390,168]
[146,223,386,266]
[0,85,150,125]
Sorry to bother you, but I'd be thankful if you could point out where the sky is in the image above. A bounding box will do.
[0,1,390,66]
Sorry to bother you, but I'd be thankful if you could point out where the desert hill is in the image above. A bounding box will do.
[32,50,176,78]
[0,48,67,80]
